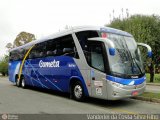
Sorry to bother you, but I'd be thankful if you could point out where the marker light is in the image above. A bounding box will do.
[111,81,124,88]
[101,32,107,38]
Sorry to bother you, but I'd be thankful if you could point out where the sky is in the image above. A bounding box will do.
[0,0,160,57]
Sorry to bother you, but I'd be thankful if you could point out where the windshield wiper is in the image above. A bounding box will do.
[123,41,143,75]
[132,57,143,75]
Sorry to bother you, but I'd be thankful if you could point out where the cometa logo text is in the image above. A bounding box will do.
[39,60,60,68]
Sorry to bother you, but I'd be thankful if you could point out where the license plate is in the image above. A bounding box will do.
[132,91,138,96]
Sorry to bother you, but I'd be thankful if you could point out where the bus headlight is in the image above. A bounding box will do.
[111,81,124,88]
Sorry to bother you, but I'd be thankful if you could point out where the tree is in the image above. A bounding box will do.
[13,31,36,47]
[0,55,9,76]
[107,14,160,82]
[6,31,36,49]
[6,43,13,50]
[4,31,36,76]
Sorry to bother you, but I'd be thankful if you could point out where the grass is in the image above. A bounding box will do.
[146,73,160,83]
[140,92,160,99]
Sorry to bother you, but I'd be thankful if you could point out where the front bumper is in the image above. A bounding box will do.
[107,80,146,100]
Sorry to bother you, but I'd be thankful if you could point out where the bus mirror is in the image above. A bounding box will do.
[147,51,152,58]
[88,37,115,56]
[137,43,152,58]
[109,48,115,56]
[105,39,115,56]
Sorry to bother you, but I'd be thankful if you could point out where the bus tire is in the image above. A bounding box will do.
[16,77,21,87]
[21,77,26,89]
[72,81,85,101]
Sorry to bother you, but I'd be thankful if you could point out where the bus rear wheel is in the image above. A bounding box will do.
[72,81,85,101]
[21,77,26,88]
[16,77,21,87]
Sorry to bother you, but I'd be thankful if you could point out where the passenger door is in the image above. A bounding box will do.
[88,42,108,99]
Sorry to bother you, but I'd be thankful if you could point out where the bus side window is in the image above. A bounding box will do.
[76,31,99,50]
[75,31,99,61]
[9,52,14,61]
[58,35,79,59]
[46,40,56,57]
[19,49,25,60]
[88,42,105,72]
[29,42,47,59]
[14,50,20,61]
[9,49,24,61]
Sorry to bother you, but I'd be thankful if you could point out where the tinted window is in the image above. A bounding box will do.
[46,40,56,57]
[90,43,105,72]
[55,35,79,58]
[76,31,99,62]
[76,31,99,50]
[28,34,78,59]
[29,42,46,59]
[9,49,25,61]
[84,41,105,72]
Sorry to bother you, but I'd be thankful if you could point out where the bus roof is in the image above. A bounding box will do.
[10,26,132,52]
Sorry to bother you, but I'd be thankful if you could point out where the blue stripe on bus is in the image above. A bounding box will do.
[9,56,89,96]
[106,75,146,85]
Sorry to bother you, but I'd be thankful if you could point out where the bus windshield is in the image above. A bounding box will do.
[107,33,145,77]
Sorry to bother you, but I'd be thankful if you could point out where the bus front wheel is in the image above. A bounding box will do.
[72,81,85,101]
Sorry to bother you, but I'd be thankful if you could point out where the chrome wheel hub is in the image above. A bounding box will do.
[74,85,82,99]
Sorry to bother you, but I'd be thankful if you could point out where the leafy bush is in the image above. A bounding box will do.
[0,55,9,76]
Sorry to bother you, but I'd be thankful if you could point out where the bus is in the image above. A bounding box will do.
[8,26,152,101]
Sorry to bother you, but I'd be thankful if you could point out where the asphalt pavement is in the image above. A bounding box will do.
[0,77,160,115]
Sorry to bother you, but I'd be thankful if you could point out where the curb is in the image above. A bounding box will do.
[132,96,160,103]
[0,76,8,78]
[146,83,160,86]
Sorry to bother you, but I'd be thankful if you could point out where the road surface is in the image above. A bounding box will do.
[0,77,160,115]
